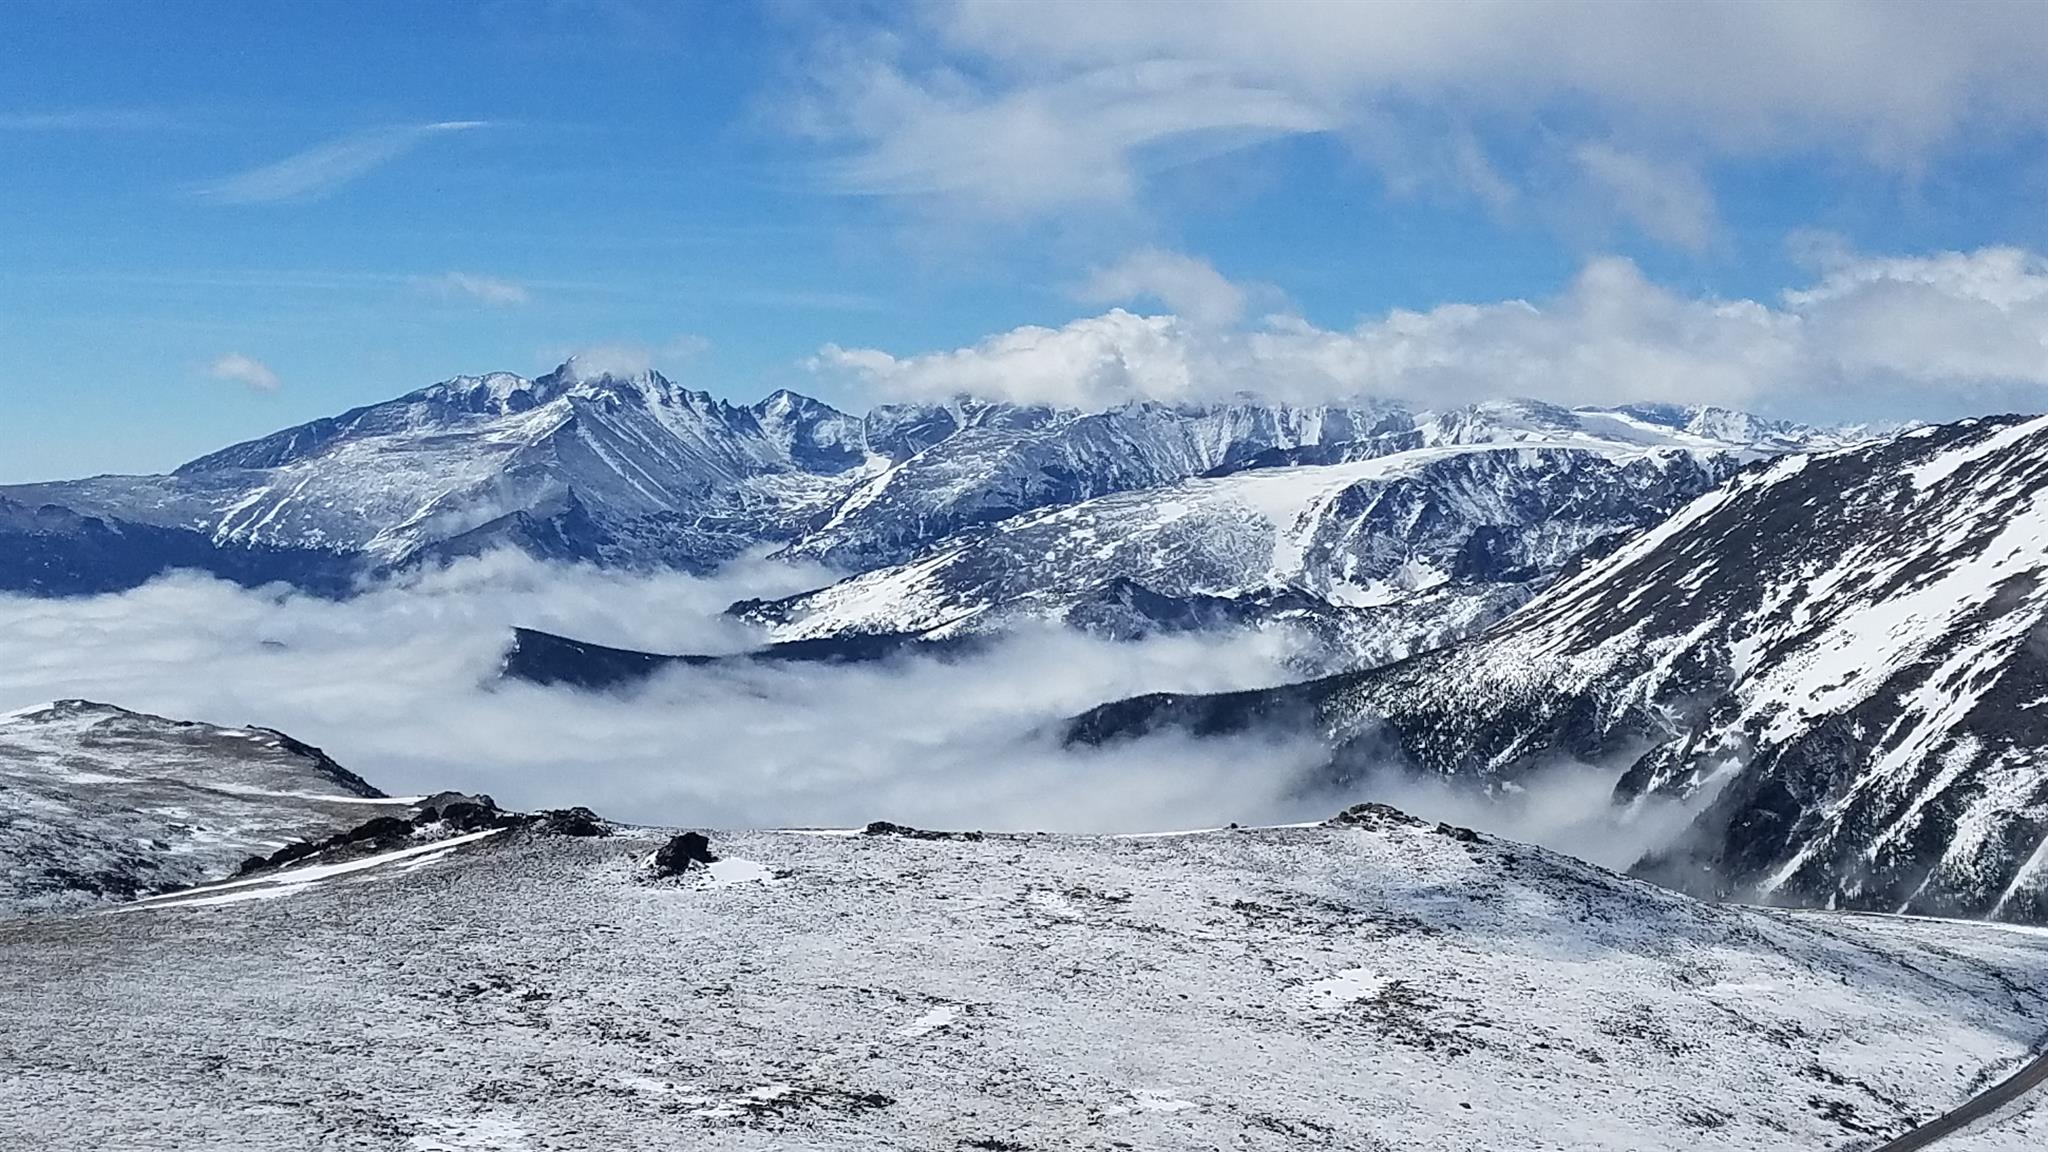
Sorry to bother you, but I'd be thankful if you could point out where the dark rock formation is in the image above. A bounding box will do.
[230,794,601,878]
[862,821,986,842]
[532,807,611,837]
[651,832,718,878]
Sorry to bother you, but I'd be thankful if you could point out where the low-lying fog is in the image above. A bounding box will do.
[0,552,1702,864]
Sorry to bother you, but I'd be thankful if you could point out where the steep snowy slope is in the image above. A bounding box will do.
[5,805,2048,1150]
[734,407,1761,672]
[1070,415,2048,923]
[0,700,407,914]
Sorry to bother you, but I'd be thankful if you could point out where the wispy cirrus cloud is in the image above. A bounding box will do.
[1571,143,1720,252]
[787,1,2048,241]
[207,353,280,392]
[421,272,531,307]
[197,121,489,204]
[799,56,1332,217]
[0,108,176,131]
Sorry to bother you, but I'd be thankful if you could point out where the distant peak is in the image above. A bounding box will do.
[409,371,560,417]
[0,699,138,726]
[757,387,811,409]
[456,371,540,401]
[1472,397,1578,421]
[0,701,62,725]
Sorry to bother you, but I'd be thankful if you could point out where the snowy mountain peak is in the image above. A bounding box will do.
[1680,405,1790,446]
[411,371,557,416]
[1420,399,1580,443]
[539,360,686,406]
[753,387,829,418]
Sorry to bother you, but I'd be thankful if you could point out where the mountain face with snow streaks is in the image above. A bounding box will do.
[0,364,1862,605]
[734,404,1776,672]
[7,367,875,584]
[775,399,1414,573]
[1069,415,2048,923]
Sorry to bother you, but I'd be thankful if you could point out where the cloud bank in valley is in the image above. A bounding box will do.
[0,554,1335,835]
[0,553,1720,863]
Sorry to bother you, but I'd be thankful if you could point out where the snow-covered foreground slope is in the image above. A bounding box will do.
[739,435,1733,673]
[1071,414,2048,923]
[4,806,2046,1150]
[0,700,405,914]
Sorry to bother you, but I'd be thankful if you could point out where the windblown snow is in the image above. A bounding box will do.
[3,808,2045,1150]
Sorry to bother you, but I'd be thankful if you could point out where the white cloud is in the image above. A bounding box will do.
[812,245,2048,412]
[936,0,2048,154]
[0,552,1738,860]
[424,272,530,307]
[548,336,712,381]
[1077,248,1249,327]
[208,353,280,393]
[791,1,2048,227]
[1787,246,2048,387]
[811,310,1200,410]
[0,108,170,131]
[199,121,488,204]
[1572,143,1719,251]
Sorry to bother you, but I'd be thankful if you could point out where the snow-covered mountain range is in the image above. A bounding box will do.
[0,362,1863,615]
[1070,415,2048,923]
[734,417,1746,672]
[3,365,877,593]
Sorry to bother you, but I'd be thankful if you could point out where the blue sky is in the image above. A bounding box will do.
[3,0,2047,482]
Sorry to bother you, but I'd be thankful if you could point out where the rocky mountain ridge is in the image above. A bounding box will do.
[0,362,1867,601]
[735,435,1741,673]
[1068,414,2048,923]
